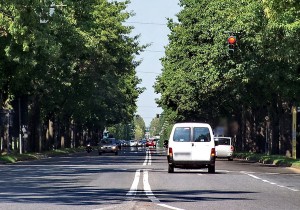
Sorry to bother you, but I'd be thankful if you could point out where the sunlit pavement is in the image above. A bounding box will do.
[0,147,299,210]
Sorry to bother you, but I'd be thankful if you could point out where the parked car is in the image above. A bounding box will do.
[167,123,216,173]
[214,137,234,161]
[98,138,119,155]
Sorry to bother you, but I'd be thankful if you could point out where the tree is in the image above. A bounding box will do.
[0,0,144,152]
[155,0,300,155]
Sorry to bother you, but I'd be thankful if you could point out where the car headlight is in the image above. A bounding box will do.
[112,146,116,149]
[101,147,104,149]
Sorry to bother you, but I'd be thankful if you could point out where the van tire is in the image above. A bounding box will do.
[98,152,102,156]
[228,157,233,161]
[115,151,118,156]
[168,164,174,173]
[208,165,215,173]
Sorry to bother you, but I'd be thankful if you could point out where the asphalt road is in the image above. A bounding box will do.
[0,147,299,210]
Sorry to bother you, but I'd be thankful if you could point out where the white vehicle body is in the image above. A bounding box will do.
[214,137,234,160]
[167,123,216,173]
[129,140,137,147]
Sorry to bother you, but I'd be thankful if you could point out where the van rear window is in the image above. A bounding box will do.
[216,138,230,145]
[173,127,191,142]
[193,127,211,142]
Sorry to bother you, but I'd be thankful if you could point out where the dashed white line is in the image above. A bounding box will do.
[126,169,141,196]
[242,171,299,192]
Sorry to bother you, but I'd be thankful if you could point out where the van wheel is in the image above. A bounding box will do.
[208,165,215,173]
[115,151,118,156]
[168,164,174,173]
[228,157,233,161]
[98,152,102,156]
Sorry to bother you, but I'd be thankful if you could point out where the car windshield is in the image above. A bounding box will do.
[173,127,191,142]
[216,138,231,145]
[193,127,211,142]
[101,139,116,145]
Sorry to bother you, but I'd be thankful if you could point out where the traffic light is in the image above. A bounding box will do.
[227,35,236,54]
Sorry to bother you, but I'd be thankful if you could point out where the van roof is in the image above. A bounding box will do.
[173,122,211,127]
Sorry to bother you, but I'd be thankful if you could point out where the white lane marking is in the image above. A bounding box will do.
[197,174,203,176]
[143,170,186,210]
[143,150,149,166]
[242,172,299,192]
[126,169,141,196]
[148,150,152,165]
[157,204,185,210]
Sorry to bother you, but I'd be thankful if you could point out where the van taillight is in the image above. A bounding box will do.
[169,147,173,156]
[211,148,216,156]
[231,146,234,151]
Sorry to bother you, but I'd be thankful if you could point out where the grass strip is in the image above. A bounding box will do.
[234,152,300,168]
[0,147,85,164]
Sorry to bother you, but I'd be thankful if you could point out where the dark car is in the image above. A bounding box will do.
[98,138,119,155]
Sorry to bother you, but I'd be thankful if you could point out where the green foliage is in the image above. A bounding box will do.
[134,115,146,139]
[155,0,300,124]
[0,0,143,131]
[0,0,144,152]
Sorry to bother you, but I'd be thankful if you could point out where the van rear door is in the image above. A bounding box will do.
[172,127,192,161]
[191,127,213,161]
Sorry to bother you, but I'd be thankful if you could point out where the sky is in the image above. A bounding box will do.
[124,0,181,126]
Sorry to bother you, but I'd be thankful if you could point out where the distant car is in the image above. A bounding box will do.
[98,138,119,155]
[146,139,156,148]
[120,140,127,146]
[141,139,147,147]
[137,140,143,147]
[214,137,234,161]
[129,140,137,147]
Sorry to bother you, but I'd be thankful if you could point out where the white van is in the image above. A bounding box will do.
[167,123,216,173]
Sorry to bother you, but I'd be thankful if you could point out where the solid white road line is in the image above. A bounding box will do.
[126,169,141,196]
[148,150,152,165]
[143,170,160,203]
[242,171,299,192]
[143,150,149,166]
[157,204,185,210]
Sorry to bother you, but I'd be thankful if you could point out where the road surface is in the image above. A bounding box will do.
[0,147,299,210]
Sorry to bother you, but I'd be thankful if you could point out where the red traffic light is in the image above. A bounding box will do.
[228,36,236,45]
